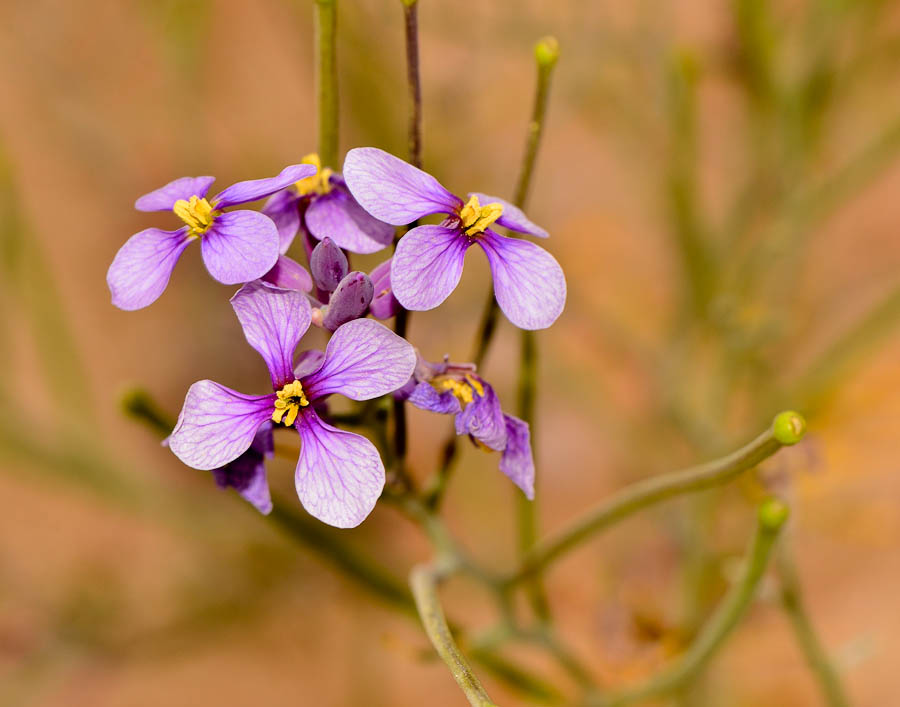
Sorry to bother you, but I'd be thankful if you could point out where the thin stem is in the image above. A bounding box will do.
[315,0,339,168]
[403,0,422,169]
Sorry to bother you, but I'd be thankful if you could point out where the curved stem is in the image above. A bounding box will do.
[314,0,339,168]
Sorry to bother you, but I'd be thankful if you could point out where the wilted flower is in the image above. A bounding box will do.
[108,164,317,310]
[343,147,566,330]
[168,281,416,527]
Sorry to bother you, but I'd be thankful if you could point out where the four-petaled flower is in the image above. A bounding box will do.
[343,147,566,330]
[108,164,317,310]
[263,153,395,255]
[168,281,416,528]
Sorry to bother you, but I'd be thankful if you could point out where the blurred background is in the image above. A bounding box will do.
[2,0,900,704]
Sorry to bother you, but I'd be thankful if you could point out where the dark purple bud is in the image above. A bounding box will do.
[261,254,313,292]
[310,237,348,292]
[322,271,374,331]
[368,257,402,320]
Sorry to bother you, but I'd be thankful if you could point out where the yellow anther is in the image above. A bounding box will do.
[294,152,333,196]
[272,380,309,427]
[459,195,503,236]
[464,374,484,397]
[172,195,216,236]
[433,375,484,407]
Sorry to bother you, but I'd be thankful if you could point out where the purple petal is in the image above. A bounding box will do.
[294,407,384,528]
[305,186,395,254]
[213,164,318,209]
[212,423,274,514]
[368,258,401,320]
[303,318,416,401]
[321,272,374,332]
[309,236,349,292]
[261,254,313,293]
[262,189,302,253]
[478,230,566,330]
[468,192,549,239]
[107,227,192,310]
[294,349,326,379]
[135,176,216,212]
[391,225,469,311]
[342,147,462,225]
[230,281,312,389]
[200,210,280,285]
[169,380,274,471]
[407,382,461,415]
[499,414,535,499]
[456,382,507,451]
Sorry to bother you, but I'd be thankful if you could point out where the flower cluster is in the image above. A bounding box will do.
[109,149,565,527]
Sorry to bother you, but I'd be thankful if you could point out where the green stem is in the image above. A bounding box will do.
[315,0,338,168]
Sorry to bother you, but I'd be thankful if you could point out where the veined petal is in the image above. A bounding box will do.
[304,186,395,254]
[294,408,384,528]
[212,423,274,514]
[303,318,416,401]
[468,192,549,239]
[478,230,566,330]
[135,176,216,212]
[213,163,318,208]
[391,225,469,311]
[201,210,280,285]
[499,414,535,499]
[294,349,326,379]
[230,281,312,389]
[169,381,273,471]
[456,383,507,451]
[262,189,302,253]
[343,147,462,225]
[407,382,461,415]
[107,227,192,310]
[261,254,314,293]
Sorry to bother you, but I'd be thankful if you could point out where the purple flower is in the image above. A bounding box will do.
[211,423,275,514]
[368,257,401,320]
[108,164,318,310]
[343,147,566,330]
[168,281,416,527]
[402,354,535,498]
[262,153,395,255]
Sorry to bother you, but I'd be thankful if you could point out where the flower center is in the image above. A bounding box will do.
[272,380,309,426]
[173,195,217,236]
[433,374,484,406]
[458,195,503,236]
[294,152,333,196]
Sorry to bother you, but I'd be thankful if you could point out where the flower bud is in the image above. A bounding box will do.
[535,36,559,69]
[310,237,348,293]
[322,271,374,331]
[368,258,401,320]
[261,255,313,292]
[758,498,790,531]
[772,411,806,446]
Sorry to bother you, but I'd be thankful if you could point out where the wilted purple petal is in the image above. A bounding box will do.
[322,272,374,332]
[230,281,312,389]
[261,254,313,293]
[213,164,317,208]
[169,380,274,471]
[407,382,462,415]
[294,349,326,379]
[343,147,462,225]
[200,210,280,285]
[478,229,566,330]
[212,423,274,514]
[499,414,535,499]
[294,408,384,528]
[107,227,192,310]
[456,383,507,451]
[468,192,549,239]
[135,176,216,212]
[303,318,416,401]
[305,186,395,254]
[368,258,401,320]
[262,189,302,252]
[391,225,469,311]
[309,236,349,292]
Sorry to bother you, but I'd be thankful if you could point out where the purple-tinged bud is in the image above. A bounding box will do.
[322,271,374,331]
[261,255,313,292]
[368,258,402,320]
[310,237,348,293]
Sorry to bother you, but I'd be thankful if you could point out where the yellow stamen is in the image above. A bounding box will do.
[272,380,309,427]
[459,195,503,236]
[433,375,484,407]
[294,152,333,196]
[172,195,216,236]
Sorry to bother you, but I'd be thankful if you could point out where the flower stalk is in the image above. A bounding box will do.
[315,0,339,169]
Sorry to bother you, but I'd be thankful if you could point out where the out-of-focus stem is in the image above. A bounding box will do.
[403,0,422,169]
[315,0,339,168]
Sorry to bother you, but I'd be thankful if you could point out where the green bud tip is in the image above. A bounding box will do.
[772,410,807,445]
[535,36,560,68]
[758,498,790,531]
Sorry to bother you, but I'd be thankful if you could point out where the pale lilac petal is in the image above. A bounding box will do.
[343,147,462,225]
[478,230,566,330]
[201,210,280,285]
[261,254,313,293]
[407,382,461,415]
[107,227,192,310]
[305,186,395,254]
[303,318,416,401]
[499,414,535,499]
[391,225,469,311]
[212,423,274,514]
[294,408,384,528]
[294,349,326,379]
[262,189,302,252]
[135,176,216,212]
[230,281,312,389]
[169,381,274,471]
[456,383,507,451]
[468,192,549,239]
[214,164,318,208]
